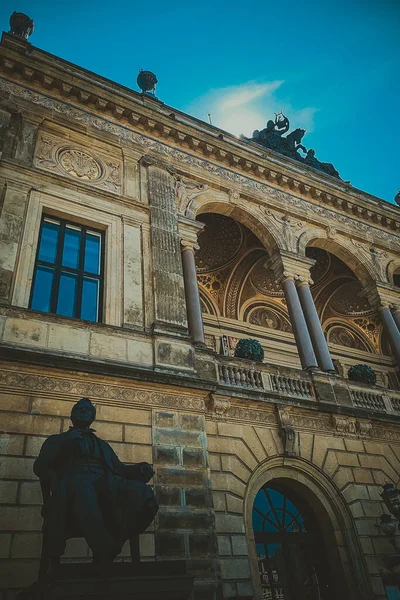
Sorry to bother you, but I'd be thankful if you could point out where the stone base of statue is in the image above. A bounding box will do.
[17,562,194,600]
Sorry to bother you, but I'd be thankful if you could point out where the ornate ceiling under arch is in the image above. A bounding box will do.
[196,213,386,355]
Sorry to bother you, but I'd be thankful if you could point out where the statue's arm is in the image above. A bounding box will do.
[108,444,154,483]
[33,431,78,478]
[33,435,63,478]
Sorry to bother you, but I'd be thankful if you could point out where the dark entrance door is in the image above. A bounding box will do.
[252,482,333,600]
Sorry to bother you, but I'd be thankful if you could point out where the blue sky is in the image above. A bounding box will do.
[1,0,399,203]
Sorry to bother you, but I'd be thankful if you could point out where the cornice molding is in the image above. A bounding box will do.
[0,68,399,250]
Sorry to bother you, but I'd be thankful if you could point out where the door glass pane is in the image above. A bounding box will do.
[81,277,99,322]
[31,266,54,312]
[84,232,101,274]
[38,220,59,264]
[62,226,81,269]
[386,586,400,600]
[56,272,77,317]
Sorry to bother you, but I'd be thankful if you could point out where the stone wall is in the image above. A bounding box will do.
[1,363,400,599]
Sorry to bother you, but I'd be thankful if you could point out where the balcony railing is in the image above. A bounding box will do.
[215,355,400,415]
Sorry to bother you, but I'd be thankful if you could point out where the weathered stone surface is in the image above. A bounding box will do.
[147,165,187,329]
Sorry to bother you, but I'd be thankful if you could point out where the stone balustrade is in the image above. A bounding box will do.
[215,355,400,413]
[218,363,264,389]
[269,373,314,399]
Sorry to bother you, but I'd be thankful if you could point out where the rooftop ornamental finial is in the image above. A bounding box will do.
[9,11,34,40]
[137,70,158,96]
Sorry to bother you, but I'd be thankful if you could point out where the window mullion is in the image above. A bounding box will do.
[75,227,86,318]
[52,221,65,314]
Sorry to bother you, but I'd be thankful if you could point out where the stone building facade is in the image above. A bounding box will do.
[1,24,400,600]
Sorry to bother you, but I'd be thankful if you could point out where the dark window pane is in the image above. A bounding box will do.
[84,233,101,274]
[56,272,77,317]
[62,226,81,269]
[81,277,99,321]
[31,266,54,312]
[38,221,59,264]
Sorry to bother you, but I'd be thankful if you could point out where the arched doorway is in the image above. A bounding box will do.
[245,459,372,600]
[253,481,332,599]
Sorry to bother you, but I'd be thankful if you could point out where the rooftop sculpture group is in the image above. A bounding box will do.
[249,112,340,179]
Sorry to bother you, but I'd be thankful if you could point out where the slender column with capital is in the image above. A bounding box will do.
[282,277,318,370]
[379,306,400,366]
[297,281,335,372]
[392,306,400,332]
[181,242,205,345]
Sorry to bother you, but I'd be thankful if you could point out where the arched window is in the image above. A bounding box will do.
[253,482,332,599]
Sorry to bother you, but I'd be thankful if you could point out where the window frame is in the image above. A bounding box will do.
[29,215,105,322]
[12,190,123,327]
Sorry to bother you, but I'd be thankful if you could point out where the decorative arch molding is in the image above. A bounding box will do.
[198,287,220,317]
[244,457,372,600]
[298,229,375,286]
[324,319,375,353]
[195,197,283,255]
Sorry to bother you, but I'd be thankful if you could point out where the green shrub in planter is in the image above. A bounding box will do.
[234,338,264,362]
[348,364,377,386]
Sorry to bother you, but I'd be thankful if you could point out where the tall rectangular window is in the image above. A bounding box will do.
[29,216,104,322]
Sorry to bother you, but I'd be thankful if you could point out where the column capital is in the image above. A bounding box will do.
[268,250,314,285]
[181,239,200,252]
[139,154,176,175]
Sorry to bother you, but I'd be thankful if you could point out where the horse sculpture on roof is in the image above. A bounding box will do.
[249,112,340,179]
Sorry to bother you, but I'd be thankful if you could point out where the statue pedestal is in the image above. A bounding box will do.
[19,562,194,600]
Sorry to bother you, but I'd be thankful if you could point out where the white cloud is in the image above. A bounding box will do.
[186,80,317,138]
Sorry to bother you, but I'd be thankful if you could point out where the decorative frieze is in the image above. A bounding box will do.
[0,368,204,412]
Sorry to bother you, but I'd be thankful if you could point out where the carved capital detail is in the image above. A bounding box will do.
[181,240,200,252]
[205,394,231,419]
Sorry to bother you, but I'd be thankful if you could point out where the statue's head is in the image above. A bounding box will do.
[71,398,96,428]
[266,120,275,130]
[307,148,315,157]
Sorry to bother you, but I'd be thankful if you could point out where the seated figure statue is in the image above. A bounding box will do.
[33,397,158,568]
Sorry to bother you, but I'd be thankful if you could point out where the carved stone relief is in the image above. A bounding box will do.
[34,133,122,194]
[331,414,372,437]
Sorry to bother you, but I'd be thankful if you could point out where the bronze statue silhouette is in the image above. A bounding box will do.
[249,112,341,179]
[33,398,158,575]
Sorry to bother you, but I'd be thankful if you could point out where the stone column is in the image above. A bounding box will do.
[297,280,335,372]
[144,157,188,334]
[282,276,319,370]
[379,305,400,366]
[392,306,400,332]
[181,241,205,345]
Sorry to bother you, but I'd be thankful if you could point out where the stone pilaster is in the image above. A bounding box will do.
[143,157,188,335]
[0,182,31,305]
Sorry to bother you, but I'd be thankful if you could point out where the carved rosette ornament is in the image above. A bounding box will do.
[59,149,101,180]
[34,134,122,194]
